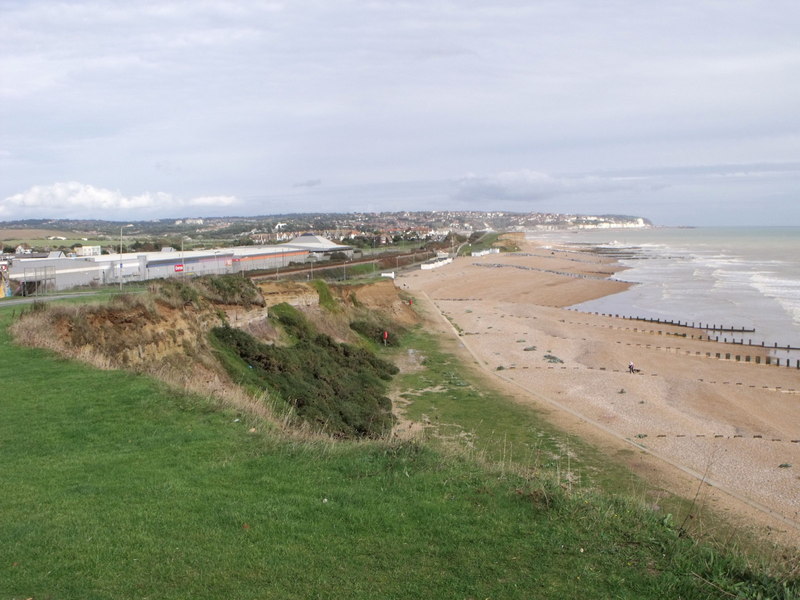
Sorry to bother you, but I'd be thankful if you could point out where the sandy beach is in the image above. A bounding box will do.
[397,240,800,546]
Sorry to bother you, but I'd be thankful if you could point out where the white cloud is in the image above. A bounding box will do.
[1,182,239,219]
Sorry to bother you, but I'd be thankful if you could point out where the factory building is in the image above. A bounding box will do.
[7,235,353,294]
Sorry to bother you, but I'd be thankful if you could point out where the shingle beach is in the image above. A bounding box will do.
[398,238,800,545]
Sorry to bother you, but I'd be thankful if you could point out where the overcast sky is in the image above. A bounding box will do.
[2,1,799,226]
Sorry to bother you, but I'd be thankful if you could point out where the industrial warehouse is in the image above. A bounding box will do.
[3,233,353,294]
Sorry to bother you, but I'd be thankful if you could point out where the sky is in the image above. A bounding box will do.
[1,1,799,226]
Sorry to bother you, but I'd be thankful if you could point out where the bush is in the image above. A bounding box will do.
[152,275,264,308]
[211,311,399,438]
[199,274,264,306]
[156,279,201,307]
[350,320,403,346]
[269,302,315,339]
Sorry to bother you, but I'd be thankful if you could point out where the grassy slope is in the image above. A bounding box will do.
[459,232,521,256]
[1,305,797,599]
[459,232,502,256]
[393,329,646,493]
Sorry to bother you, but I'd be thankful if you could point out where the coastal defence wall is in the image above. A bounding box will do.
[421,258,453,270]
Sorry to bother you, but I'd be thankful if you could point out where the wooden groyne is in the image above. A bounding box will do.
[568,309,800,355]
[612,314,755,333]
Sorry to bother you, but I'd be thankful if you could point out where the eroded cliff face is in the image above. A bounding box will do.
[334,279,418,328]
[256,278,417,327]
[257,281,320,308]
[13,278,418,379]
[13,296,253,396]
[255,279,418,345]
[55,301,216,368]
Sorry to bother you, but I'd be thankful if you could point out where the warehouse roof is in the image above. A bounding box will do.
[282,233,352,252]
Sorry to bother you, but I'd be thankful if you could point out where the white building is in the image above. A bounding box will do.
[74,246,102,257]
[7,236,351,293]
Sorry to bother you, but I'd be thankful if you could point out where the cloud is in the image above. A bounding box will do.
[452,169,654,205]
[1,182,239,219]
[1,1,798,226]
[293,179,322,188]
[450,163,800,215]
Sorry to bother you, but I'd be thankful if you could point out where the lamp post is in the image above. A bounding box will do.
[119,224,132,290]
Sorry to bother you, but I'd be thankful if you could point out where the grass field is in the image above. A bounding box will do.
[0,229,111,252]
[1,302,798,599]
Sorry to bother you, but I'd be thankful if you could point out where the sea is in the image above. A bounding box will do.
[528,227,800,360]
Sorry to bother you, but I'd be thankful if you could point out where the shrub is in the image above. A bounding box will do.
[152,275,264,308]
[211,312,399,437]
[350,320,403,347]
[156,278,201,307]
[269,303,315,339]
[199,274,264,306]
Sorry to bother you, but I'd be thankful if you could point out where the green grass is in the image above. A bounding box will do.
[1,237,110,249]
[310,279,338,311]
[460,232,502,256]
[278,262,380,283]
[1,304,798,599]
[392,329,644,493]
[344,262,380,277]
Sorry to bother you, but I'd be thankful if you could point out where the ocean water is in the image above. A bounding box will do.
[528,227,800,358]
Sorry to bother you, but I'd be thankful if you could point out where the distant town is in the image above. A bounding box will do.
[0,210,650,297]
[2,211,650,255]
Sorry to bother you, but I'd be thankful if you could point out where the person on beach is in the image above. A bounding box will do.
[629,361,635,373]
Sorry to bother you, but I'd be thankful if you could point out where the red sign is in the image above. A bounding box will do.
[174,264,184,272]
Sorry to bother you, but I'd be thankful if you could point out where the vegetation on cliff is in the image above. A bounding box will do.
[169,274,265,307]
[11,276,406,438]
[211,302,398,438]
